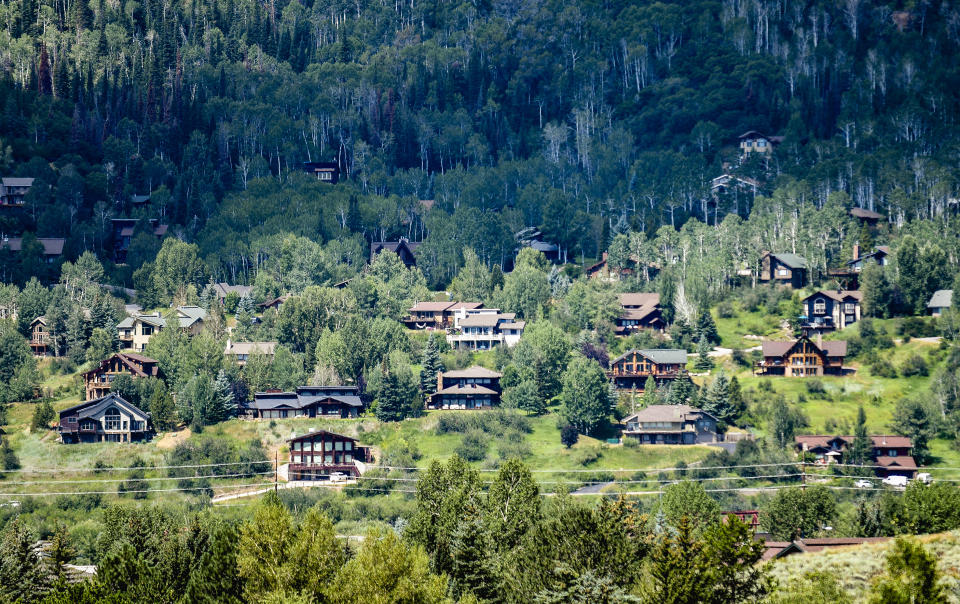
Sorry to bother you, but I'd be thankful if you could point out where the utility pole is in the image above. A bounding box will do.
[800,460,806,492]
[274,451,278,493]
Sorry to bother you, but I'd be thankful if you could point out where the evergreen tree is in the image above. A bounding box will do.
[1,437,19,470]
[31,399,55,431]
[376,366,407,422]
[727,377,745,422]
[701,371,732,426]
[0,518,49,601]
[641,375,658,407]
[869,537,944,604]
[212,370,235,422]
[695,310,720,345]
[46,523,75,581]
[150,384,176,431]
[846,406,873,473]
[694,335,714,372]
[667,378,698,406]
[183,525,243,604]
[449,508,499,602]
[419,335,444,396]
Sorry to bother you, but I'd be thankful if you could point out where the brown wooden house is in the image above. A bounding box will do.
[758,252,808,288]
[427,366,502,410]
[287,430,370,480]
[246,386,364,419]
[614,293,665,335]
[403,301,482,329]
[795,435,916,478]
[370,238,420,268]
[756,334,846,377]
[621,404,718,444]
[30,316,49,356]
[82,353,161,401]
[58,393,153,444]
[607,349,688,390]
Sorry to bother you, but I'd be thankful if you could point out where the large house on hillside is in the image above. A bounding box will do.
[370,238,420,268]
[615,293,665,335]
[758,252,808,288]
[82,353,162,400]
[427,366,502,410]
[287,430,370,480]
[801,290,862,332]
[795,434,917,478]
[110,218,168,263]
[447,308,525,349]
[224,341,278,365]
[58,393,152,444]
[738,131,783,158]
[403,301,483,329]
[118,306,207,352]
[622,405,718,445]
[607,349,688,390]
[756,334,847,377]
[30,316,50,356]
[245,386,364,419]
[0,177,34,206]
[2,236,66,263]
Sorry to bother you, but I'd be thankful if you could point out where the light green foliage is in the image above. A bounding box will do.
[497,262,551,319]
[512,321,571,401]
[86,326,116,363]
[450,248,493,303]
[761,486,836,540]
[560,356,611,434]
[31,399,55,431]
[502,379,545,415]
[657,481,720,531]
[765,571,850,604]
[0,319,38,403]
[868,537,944,604]
[891,397,937,465]
[148,238,206,304]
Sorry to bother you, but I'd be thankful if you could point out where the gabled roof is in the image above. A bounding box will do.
[176,305,207,327]
[31,315,46,326]
[82,353,160,379]
[214,283,253,298]
[258,295,289,309]
[761,338,847,358]
[459,313,513,327]
[372,239,421,254]
[433,384,498,396]
[611,348,688,366]
[441,366,502,379]
[409,301,455,312]
[803,290,863,303]
[618,293,660,308]
[795,435,912,449]
[623,404,716,424]
[59,393,149,421]
[876,456,917,470]
[250,389,362,411]
[928,289,953,309]
[225,341,278,356]
[288,430,358,444]
[767,252,807,269]
[2,177,34,187]
[2,237,65,255]
[849,207,883,220]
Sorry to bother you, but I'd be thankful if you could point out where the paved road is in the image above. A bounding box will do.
[572,481,615,495]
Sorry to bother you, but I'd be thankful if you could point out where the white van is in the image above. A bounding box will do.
[882,475,908,488]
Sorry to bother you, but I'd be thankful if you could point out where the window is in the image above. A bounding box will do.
[104,408,121,431]
[813,301,826,314]
[335,441,344,451]
[345,442,353,451]
[889,450,898,457]
[844,303,856,313]
[142,326,153,336]
[68,417,77,424]
[325,442,333,451]
[294,442,302,451]
[325,455,333,463]
[777,268,789,277]
[345,454,353,463]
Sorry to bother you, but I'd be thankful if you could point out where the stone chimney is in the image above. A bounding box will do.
[816,332,823,349]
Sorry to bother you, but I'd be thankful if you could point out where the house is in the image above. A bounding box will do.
[58,393,153,444]
[258,295,289,313]
[756,334,847,377]
[738,131,783,157]
[0,177,34,206]
[621,404,718,445]
[30,316,50,356]
[446,308,525,350]
[224,341,278,365]
[117,306,207,352]
[762,537,891,561]
[615,293,665,335]
[81,353,161,401]
[587,252,633,282]
[427,366,502,410]
[130,194,151,206]
[849,207,883,225]
[301,162,339,184]
[711,173,761,196]
[246,386,364,419]
[526,240,561,263]
[795,434,917,478]
[212,282,254,303]
[758,252,808,288]
[370,238,421,268]
[801,290,862,332]
[287,430,370,480]
[403,301,483,329]
[110,219,168,263]
[847,245,890,272]
[928,290,953,316]
[0,304,15,321]
[2,237,66,263]
[607,348,688,390]
[724,510,761,532]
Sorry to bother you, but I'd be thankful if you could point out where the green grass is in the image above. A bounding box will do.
[713,306,785,350]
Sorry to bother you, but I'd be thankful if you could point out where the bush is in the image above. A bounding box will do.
[731,348,750,368]
[560,425,579,448]
[900,354,929,377]
[804,379,826,395]
[573,445,602,466]
[455,431,489,462]
[715,300,735,319]
[497,432,532,460]
[870,358,898,378]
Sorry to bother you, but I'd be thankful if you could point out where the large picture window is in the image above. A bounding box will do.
[104,408,121,430]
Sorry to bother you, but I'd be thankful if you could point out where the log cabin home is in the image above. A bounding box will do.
[246,386,364,419]
[82,353,162,400]
[756,334,847,377]
[758,252,808,288]
[849,207,883,225]
[403,301,483,329]
[258,295,289,313]
[801,290,862,332]
[847,245,890,272]
[427,366,502,410]
[614,293,665,335]
[370,238,420,268]
[287,430,370,480]
[795,435,916,478]
[117,306,207,352]
[607,349,688,390]
[621,404,718,445]
[212,282,254,303]
[58,393,153,444]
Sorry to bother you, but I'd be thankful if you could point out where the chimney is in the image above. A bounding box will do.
[602,251,608,261]
[816,332,823,349]
[882,435,887,445]
[853,244,860,261]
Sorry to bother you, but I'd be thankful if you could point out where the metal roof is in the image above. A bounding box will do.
[928,289,953,309]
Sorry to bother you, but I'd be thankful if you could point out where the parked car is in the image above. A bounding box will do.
[329,472,347,482]
[854,479,874,489]
[882,475,908,488]
[916,472,932,484]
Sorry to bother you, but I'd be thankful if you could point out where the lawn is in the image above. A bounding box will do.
[713,305,786,350]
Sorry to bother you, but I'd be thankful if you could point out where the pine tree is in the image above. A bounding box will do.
[1,437,19,470]
[727,377,745,422]
[31,399,55,431]
[184,525,244,604]
[450,509,499,602]
[694,335,714,371]
[419,335,444,396]
[212,370,235,422]
[702,371,731,425]
[667,378,698,406]
[376,366,406,422]
[641,375,658,407]
[0,518,49,601]
[847,406,873,474]
[695,310,720,345]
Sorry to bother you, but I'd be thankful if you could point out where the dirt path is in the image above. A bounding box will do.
[154,428,191,449]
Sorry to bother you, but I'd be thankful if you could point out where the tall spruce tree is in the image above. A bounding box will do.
[847,406,873,474]
[419,335,444,396]
[694,335,714,372]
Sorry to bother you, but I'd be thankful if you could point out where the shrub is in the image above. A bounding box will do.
[900,354,929,377]
[573,445,602,466]
[497,434,532,460]
[560,425,579,448]
[804,379,826,395]
[454,431,489,462]
[870,358,898,378]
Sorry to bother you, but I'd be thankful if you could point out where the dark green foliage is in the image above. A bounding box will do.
[560,425,579,448]
[694,336,714,371]
[695,310,720,346]
[418,335,444,396]
[761,486,836,541]
[183,524,243,604]
[560,356,611,435]
[0,518,49,602]
[118,457,149,499]
[1,437,19,470]
[869,537,944,604]
[31,399,55,431]
[455,431,490,462]
[502,379,545,415]
[891,398,937,465]
[846,406,873,473]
